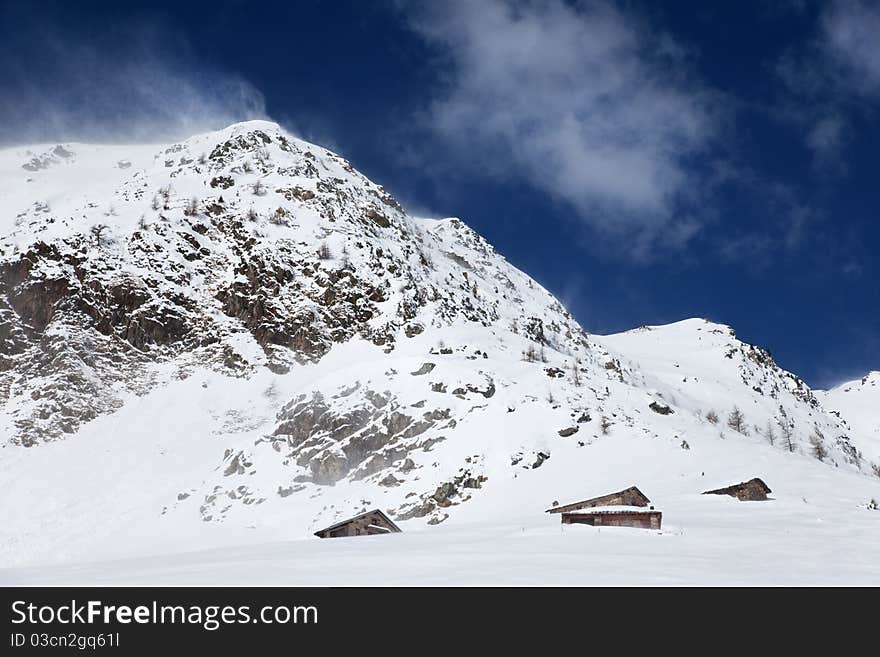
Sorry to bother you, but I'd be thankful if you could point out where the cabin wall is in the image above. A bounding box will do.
[735,485,768,501]
[562,511,662,530]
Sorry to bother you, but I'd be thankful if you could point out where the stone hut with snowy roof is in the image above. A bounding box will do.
[314,509,402,539]
[703,478,771,501]
[546,486,661,530]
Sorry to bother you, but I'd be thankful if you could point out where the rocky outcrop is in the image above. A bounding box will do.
[411,362,435,376]
[649,401,673,415]
[268,386,458,485]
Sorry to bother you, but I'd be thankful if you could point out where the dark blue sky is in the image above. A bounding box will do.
[1,0,877,387]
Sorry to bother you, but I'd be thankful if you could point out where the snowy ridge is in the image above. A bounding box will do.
[818,372,880,462]
[0,122,878,582]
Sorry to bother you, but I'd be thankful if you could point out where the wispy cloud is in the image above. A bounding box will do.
[776,1,880,166]
[398,0,720,246]
[0,13,265,145]
[804,114,849,170]
[820,0,880,97]
[702,160,827,270]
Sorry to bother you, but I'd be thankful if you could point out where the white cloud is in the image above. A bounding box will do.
[401,0,717,239]
[820,1,880,96]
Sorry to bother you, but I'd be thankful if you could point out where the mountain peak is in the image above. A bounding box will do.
[220,118,283,133]
[824,370,880,393]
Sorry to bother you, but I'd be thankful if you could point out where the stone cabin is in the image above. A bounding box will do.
[314,509,402,539]
[703,478,771,501]
[545,486,650,514]
[546,486,661,530]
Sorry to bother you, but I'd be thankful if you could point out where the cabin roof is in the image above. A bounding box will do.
[313,508,401,536]
[703,477,771,495]
[546,485,650,513]
[562,505,658,515]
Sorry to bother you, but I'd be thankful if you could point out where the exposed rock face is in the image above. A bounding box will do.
[393,468,488,521]
[267,385,456,485]
[531,452,550,469]
[1,122,588,447]
[411,362,436,376]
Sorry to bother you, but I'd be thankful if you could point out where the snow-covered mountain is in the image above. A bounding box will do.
[819,372,880,461]
[1,121,877,583]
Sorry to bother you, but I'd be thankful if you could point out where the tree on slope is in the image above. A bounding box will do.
[809,430,828,461]
[727,406,747,434]
[764,419,776,446]
[777,416,796,453]
[91,223,108,246]
[184,196,199,217]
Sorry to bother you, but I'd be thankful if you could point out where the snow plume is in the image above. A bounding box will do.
[0,17,266,145]
[399,0,718,245]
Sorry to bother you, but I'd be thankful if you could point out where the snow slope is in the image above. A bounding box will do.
[819,372,880,466]
[3,430,879,585]
[1,122,877,584]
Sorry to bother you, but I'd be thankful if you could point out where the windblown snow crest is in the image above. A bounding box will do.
[0,121,876,547]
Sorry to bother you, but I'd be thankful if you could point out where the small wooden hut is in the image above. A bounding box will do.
[547,486,660,530]
[703,478,771,501]
[314,509,402,539]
